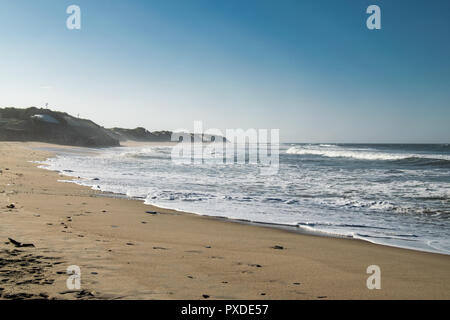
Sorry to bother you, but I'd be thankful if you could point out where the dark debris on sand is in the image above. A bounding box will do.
[8,237,35,248]
[0,247,62,300]
[0,245,101,300]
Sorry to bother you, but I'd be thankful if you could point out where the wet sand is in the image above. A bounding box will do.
[0,142,449,299]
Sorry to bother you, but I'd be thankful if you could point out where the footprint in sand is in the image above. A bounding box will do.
[185,250,202,253]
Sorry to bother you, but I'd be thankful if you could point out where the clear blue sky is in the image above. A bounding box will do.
[0,0,449,143]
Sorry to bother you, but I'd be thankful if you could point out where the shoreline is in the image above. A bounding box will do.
[39,142,449,256]
[47,179,355,244]
[1,141,449,299]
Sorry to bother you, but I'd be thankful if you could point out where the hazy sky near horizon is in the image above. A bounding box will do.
[0,0,449,143]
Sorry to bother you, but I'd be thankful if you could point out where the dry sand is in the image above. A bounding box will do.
[0,142,449,300]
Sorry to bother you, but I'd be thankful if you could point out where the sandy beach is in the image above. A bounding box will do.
[0,141,449,300]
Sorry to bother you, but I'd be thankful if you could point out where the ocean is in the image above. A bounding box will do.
[38,143,450,254]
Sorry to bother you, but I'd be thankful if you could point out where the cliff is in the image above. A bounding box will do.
[0,107,119,147]
[0,107,225,147]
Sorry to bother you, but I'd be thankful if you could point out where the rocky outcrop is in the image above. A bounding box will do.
[107,127,172,142]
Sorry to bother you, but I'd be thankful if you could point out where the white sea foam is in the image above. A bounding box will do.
[318,144,337,147]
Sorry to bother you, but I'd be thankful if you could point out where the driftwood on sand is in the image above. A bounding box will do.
[8,237,35,248]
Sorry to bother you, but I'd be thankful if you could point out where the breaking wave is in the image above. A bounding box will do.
[286,146,450,163]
